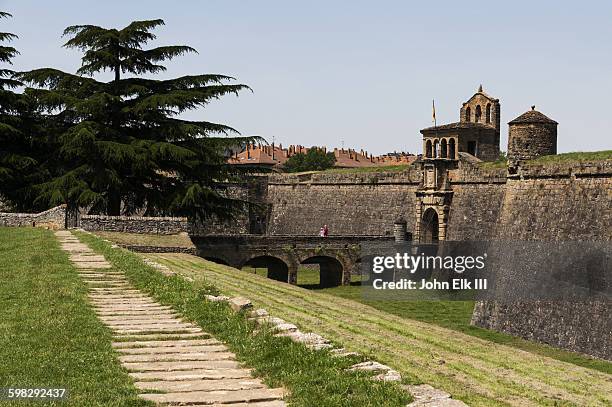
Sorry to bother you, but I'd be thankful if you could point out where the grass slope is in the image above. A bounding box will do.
[0,227,149,407]
[145,253,612,407]
[76,231,411,407]
[528,150,612,164]
[315,283,611,375]
[93,231,194,248]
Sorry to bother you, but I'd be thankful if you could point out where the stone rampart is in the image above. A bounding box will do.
[266,170,421,236]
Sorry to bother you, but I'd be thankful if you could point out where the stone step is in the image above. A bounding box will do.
[100,317,186,325]
[83,280,129,285]
[112,339,220,349]
[107,323,198,331]
[80,275,127,280]
[119,351,235,363]
[94,304,172,312]
[89,288,141,292]
[103,322,192,329]
[116,344,228,355]
[201,402,286,407]
[88,295,150,302]
[129,368,252,381]
[74,262,111,269]
[98,310,182,317]
[100,313,181,321]
[91,299,160,306]
[113,327,203,335]
[70,255,107,262]
[139,388,285,405]
[123,360,240,372]
[134,378,265,393]
[113,333,212,341]
[88,292,151,300]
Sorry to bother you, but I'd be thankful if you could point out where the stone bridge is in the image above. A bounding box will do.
[191,235,393,287]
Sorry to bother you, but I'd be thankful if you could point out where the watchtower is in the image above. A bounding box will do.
[507,106,558,163]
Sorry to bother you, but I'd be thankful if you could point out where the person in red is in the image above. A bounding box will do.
[323,224,329,237]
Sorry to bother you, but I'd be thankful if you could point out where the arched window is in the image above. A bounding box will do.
[465,107,471,122]
[448,138,456,159]
[425,140,432,158]
[486,103,491,124]
[475,105,482,122]
[440,139,448,159]
[433,140,439,158]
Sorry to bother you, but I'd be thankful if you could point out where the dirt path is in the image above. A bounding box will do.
[56,231,285,406]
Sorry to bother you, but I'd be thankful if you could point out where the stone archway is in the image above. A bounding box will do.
[203,257,230,266]
[420,208,439,243]
[242,255,289,283]
[300,255,344,288]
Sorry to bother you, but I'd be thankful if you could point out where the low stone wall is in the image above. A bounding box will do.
[81,215,189,235]
[0,205,67,229]
[121,245,196,254]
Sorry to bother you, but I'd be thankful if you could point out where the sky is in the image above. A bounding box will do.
[1,0,611,155]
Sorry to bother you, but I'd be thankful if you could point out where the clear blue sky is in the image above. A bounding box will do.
[2,0,611,155]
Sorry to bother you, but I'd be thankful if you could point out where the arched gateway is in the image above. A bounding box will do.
[420,208,439,243]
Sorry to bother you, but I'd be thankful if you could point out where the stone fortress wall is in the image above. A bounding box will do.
[471,160,612,360]
[265,170,421,236]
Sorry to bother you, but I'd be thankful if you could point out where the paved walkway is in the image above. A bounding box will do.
[56,231,285,406]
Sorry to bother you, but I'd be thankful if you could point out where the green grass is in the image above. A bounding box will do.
[478,158,508,169]
[94,231,194,248]
[317,285,612,374]
[145,253,612,406]
[75,231,411,407]
[528,150,612,164]
[0,227,149,407]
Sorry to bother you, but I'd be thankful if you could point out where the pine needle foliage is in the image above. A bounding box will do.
[18,19,260,218]
[0,11,46,211]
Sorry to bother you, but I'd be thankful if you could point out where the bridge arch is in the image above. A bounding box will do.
[242,255,290,283]
[299,255,344,288]
[203,256,230,266]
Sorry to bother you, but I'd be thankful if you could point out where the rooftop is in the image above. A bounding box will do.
[421,121,495,132]
[509,106,558,125]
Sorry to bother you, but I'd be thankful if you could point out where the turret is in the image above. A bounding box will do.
[508,106,558,162]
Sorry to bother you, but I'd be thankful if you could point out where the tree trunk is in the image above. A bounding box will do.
[107,189,121,216]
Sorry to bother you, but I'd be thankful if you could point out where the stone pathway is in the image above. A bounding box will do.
[56,231,285,406]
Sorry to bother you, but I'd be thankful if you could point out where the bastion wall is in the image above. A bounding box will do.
[471,160,612,360]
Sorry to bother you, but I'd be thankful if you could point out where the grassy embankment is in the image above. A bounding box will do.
[143,252,612,406]
[94,230,194,248]
[0,227,149,406]
[528,150,612,164]
[76,231,411,407]
[247,265,610,374]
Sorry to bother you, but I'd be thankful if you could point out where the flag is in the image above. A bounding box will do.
[432,99,437,126]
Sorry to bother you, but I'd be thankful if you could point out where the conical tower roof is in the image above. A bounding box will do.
[509,106,557,125]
